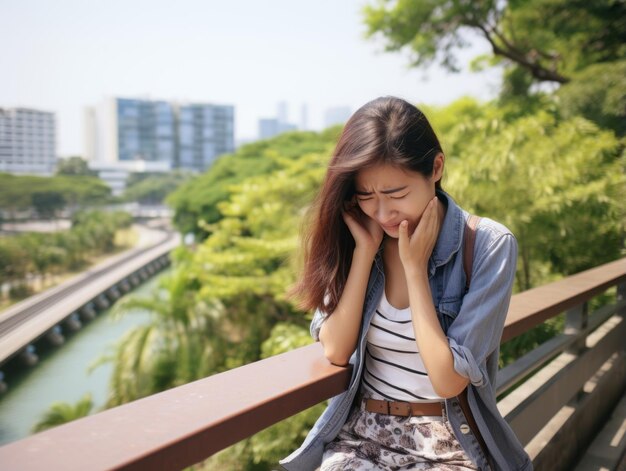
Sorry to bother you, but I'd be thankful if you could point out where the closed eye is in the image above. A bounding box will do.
[390,193,409,200]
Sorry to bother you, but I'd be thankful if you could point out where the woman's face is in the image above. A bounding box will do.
[354,158,442,238]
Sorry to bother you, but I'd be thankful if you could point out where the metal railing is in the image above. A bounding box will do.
[0,258,624,471]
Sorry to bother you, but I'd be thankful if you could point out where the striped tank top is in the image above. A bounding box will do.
[362,290,444,402]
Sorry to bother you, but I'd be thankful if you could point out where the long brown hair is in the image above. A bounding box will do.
[292,96,443,315]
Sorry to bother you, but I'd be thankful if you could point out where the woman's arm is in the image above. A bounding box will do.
[404,270,469,397]
[318,248,376,366]
[318,204,383,366]
[399,197,469,398]
[400,198,518,397]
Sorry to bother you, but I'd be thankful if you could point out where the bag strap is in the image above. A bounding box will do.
[459,214,496,467]
[463,214,481,291]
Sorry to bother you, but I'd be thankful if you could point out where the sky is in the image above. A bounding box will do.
[0,0,502,156]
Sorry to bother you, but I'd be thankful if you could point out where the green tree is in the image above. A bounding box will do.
[428,100,624,289]
[31,191,66,219]
[32,394,94,433]
[122,171,191,205]
[56,156,97,176]
[0,173,111,216]
[362,0,625,85]
[0,209,133,295]
[167,129,340,238]
[100,267,223,406]
[556,60,626,135]
[0,239,30,288]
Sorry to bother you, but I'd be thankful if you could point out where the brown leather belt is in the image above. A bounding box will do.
[364,398,443,417]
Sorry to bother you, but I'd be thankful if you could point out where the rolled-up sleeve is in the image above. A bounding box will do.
[447,232,518,388]
[310,307,328,341]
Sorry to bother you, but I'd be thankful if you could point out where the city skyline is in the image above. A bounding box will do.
[0,0,501,156]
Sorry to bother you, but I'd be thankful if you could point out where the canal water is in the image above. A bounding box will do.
[0,272,166,446]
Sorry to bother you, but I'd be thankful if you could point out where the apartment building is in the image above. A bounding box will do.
[0,107,56,175]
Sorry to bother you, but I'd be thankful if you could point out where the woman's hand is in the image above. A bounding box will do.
[398,196,443,276]
[342,199,384,257]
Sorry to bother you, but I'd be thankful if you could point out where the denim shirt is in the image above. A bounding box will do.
[280,190,533,471]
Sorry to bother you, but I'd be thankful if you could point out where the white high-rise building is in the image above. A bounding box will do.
[0,107,56,175]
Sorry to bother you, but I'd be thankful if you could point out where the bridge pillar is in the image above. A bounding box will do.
[20,345,38,366]
[80,302,97,320]
[46,325,65,346]
[107,286,121,300]
[129,273,141,286]
[65,313,82,331]
[119,279,131,293]
[95,294,110,310]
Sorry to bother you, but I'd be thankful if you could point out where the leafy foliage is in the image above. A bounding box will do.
[0,173,111,215]
[56,156,97,176]
[122,171,192,204]
[556,60,626,135]
[32,393,94,433]
[0,210,133,291]
[362,0,626,92]
[428,101,624,290]
[167,129,341,238]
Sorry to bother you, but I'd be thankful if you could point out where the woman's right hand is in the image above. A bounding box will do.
[342,199,384,257]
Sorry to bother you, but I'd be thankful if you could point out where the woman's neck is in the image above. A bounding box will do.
[382,237,401,269]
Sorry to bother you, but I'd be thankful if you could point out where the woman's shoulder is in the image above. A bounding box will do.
[471,215,517,260]
[474,216,514,239]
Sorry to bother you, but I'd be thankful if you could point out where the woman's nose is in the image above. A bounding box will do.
[376,201,395,222]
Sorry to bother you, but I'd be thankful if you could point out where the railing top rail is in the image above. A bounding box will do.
[0,257,624,470]
[503,257,626,342]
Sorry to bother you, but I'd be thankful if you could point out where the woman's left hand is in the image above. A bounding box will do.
[398,196,443,276]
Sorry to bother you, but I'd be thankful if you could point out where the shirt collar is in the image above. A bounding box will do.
[429,189,464,276]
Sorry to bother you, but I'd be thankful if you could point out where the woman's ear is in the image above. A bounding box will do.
[432,153,445,182]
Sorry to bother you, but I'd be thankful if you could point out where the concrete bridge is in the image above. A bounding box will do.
[0,225,180,382]
[0,258,624,470]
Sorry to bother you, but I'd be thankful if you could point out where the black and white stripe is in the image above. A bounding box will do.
[362,290,443,402]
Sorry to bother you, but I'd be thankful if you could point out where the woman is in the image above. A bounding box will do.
[280,97,532,471]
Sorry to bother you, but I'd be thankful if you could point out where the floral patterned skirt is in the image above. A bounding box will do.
[321,392,478,471]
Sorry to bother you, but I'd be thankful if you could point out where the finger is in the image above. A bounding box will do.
[341,210,356,228]
[342,210,364,237]
[420,197,438,228]
[423,197,437,217]
[398,220,409,253]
